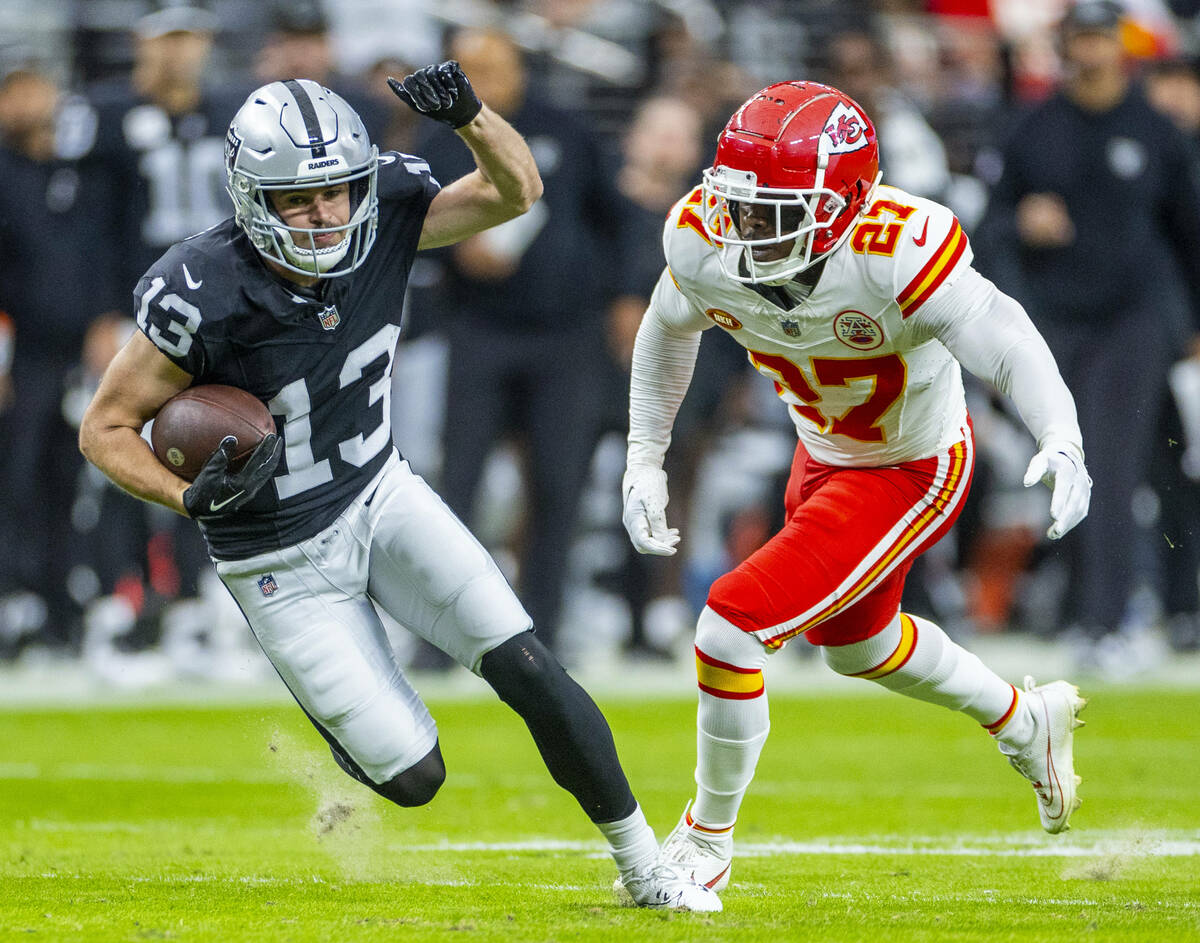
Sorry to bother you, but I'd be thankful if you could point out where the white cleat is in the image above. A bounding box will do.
[659,803,733,892]
[1005,676,1087,834]
[614,857,723,912]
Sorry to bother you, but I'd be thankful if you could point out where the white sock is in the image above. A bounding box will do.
[596,804,658,878]
[691,607,771,829]
[821,612,1034,748]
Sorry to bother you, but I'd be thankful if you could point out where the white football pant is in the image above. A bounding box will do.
[216,452,532,784]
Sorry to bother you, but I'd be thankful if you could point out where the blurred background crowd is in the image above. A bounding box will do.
[2,0,1200,688]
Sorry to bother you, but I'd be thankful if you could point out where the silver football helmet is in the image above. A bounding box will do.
[224,79,379,278]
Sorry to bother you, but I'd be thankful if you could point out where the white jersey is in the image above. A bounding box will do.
[660,183,971,467]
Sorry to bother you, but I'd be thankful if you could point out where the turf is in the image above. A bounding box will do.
[1,686,1198,942]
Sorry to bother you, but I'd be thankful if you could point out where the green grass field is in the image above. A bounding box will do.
[2,684,1198,942]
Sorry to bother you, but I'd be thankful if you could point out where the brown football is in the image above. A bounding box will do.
[151,384,275,482]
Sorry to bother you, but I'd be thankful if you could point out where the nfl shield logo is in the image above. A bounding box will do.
[257,573,278,597]
[318,304,341,331]
[780,318,802,337]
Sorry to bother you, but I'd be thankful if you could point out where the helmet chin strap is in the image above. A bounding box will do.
[272,185,378,274]
[761,268,798,287]
[278,229,350,273]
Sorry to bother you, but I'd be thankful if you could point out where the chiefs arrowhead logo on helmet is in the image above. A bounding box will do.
[822,103,870,154]
[700,82,880,285]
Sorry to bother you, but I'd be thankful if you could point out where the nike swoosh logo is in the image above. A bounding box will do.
[1024,694,1065,820]
[182,263,203,289]
[1044,740,1063,819]
[703,864,731,889]
[1040,701,1065,819]
[913,217,929,247]
[378,154,397,165]
[208,490,245,513]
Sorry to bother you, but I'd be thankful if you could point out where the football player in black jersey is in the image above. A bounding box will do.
[78,64,718,913]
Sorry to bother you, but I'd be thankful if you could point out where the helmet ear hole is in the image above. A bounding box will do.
[828,181,864,224]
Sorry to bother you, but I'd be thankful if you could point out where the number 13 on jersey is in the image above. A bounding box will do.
[269,323,401,500]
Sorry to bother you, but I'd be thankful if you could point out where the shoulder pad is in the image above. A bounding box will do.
[377,151,440,200]
[134,240,231,373]
[663,186,723,285]
[843,186,971,318]
[151,238,232,308]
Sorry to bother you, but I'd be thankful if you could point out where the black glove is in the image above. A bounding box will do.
[387,60,482,129]
[183,434,282,521]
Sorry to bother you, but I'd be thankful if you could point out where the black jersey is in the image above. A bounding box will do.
[134,153,440,560]
[977,83,1200,324]
[0,146,122,356]
[84,79,251,293]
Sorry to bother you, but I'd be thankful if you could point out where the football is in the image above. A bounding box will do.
[150,384,275,482]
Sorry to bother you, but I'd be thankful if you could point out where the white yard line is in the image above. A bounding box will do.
[390,836,1200,857]
[25,826,1197,858]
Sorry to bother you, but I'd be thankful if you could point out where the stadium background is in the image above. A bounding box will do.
[1,0,1198,691]
[1,3,1199,940]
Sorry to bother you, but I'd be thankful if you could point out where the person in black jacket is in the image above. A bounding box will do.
[0,63,125,654]
[416,28,625,659]
[77,6,253,654]
[603,94,749,660]
[974,0,1200,670]
[1143,56,1200,653]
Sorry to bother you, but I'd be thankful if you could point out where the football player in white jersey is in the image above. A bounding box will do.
[621,82,1093,895]
[80,64,718,912]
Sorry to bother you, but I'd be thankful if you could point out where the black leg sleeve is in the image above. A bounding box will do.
[480,631,637,824]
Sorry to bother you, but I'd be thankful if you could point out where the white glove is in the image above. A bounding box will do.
[1023,442,1091,540]
[622,464,680,555]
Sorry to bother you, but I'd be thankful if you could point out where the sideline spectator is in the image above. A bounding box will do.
[417,27,623,660]
[824,25,953,201]
[75,4,248,658]
[1143,55,1200,653]
[85,4,246,289]
[0,63,124,655]
[253,0,390,143]
[361,52,425,155]
[974,0,1200,672]
[601,94,748,659]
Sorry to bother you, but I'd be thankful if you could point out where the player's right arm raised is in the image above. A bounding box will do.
[389,61,543,250]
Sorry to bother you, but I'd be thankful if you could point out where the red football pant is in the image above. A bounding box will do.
[706,423,974,648]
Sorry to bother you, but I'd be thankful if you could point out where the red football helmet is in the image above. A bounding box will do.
[701,81,880,284]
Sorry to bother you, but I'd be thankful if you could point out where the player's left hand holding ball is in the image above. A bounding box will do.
[183,434,282,521]
[387,61,482,128]
[1023,441,1091,540]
